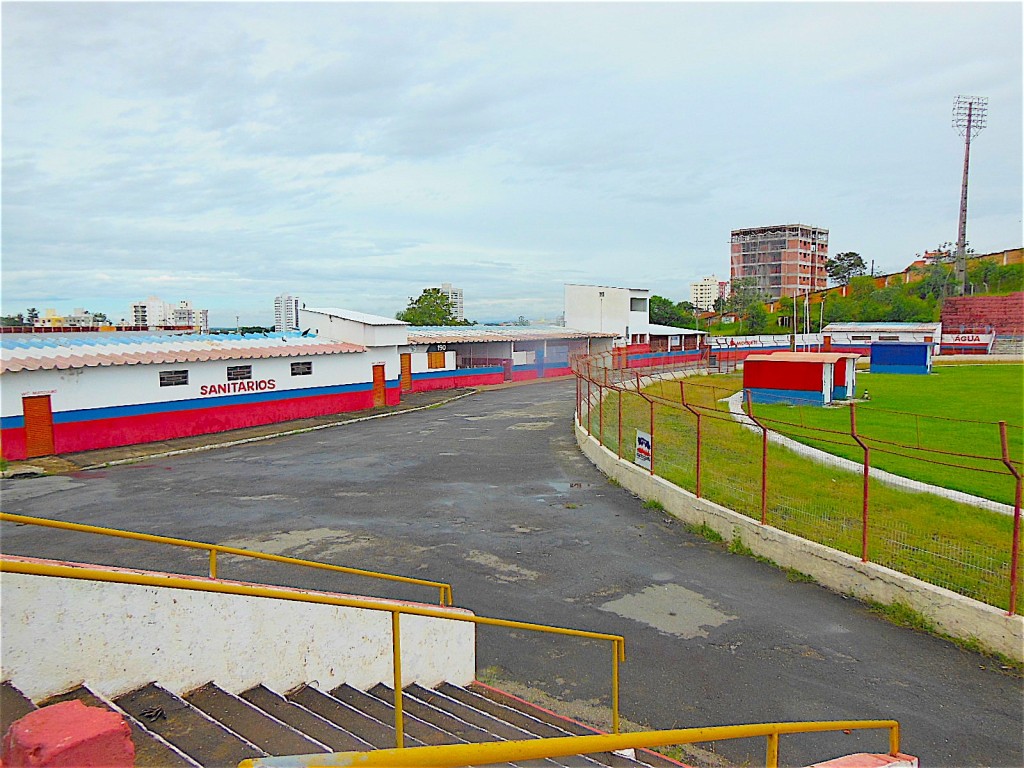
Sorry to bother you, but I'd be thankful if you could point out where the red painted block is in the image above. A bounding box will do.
[1,700,134,767]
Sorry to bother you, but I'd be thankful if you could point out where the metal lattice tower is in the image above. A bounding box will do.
[952,95,988,294]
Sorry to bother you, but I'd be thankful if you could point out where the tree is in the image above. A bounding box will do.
[649,295,685,327]
[1,313,27,327]
[26,307,39,324]
[726,277,765,311]
[712,296,728,314]
[826,252,867,285]
[745,302,770,335]
[395,288,462,325]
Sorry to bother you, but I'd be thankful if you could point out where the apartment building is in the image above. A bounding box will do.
[690,275,726,311]
[274,294,301,332]
[130,296,209,332]
[730,224,828,300]
[437,283,464,322]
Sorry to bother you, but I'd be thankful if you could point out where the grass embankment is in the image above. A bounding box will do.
[586,369,1020,611]
[753,364,1023,505]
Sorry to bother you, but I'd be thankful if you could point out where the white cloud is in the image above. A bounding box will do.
[2,2,1020,326]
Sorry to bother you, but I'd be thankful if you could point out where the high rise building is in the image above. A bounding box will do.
[690,275,726,311]
[274,294,301,332]
[131,296,209,331]
[437,283,464,321]
[730,224,828,300]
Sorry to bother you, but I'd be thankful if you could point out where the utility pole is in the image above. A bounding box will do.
[952,95,988,295]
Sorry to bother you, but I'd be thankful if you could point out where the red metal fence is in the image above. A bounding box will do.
[571,351,1023,615]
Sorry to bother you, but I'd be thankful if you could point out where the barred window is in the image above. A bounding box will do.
[291,361,313,376]
[427,351,446,369]
[159,370,189,387]
[227,365,252,381]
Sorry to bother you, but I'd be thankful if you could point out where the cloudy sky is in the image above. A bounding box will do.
[2,2,1021,327]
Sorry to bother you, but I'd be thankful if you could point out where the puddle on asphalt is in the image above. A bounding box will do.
[600,583,736,639]
[549,481,594,492]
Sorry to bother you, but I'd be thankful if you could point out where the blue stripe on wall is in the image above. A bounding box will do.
[19,381,384,427]
[747,388,826,406]
[411,366,503,381]
[869,365,930,375]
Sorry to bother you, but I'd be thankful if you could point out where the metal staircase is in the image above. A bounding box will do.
[1,680,681,768]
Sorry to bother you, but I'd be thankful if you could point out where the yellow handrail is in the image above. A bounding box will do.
[0,512,453,606]
[239,720,901,768]
[0,557,626,745]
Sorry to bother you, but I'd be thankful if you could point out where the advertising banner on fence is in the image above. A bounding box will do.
[635,430,652,471]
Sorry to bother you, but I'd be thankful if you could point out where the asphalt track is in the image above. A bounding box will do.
[1,379,1021,766]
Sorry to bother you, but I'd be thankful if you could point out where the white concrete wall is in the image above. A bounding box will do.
[1,352,384,420]
[410,351,456,374]
[299,310,409,348]
[0,566,476,700]
[574,420,1024,662]
[565,286,637,339]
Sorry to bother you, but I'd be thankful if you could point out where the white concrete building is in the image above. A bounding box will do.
[690,275,725,312]
[274,294,301,332]
[437,283,464,322]
[563,284,650,345]
[131,296,208,331]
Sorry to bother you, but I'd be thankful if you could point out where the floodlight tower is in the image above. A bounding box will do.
[951,95,988,294]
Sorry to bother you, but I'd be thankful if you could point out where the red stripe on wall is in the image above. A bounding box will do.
[1,429,28,461]
[43,390,376,457]
[743,360,825,391]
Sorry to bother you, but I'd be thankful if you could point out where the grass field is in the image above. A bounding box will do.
[584,366,1021,611]
[751,364,1023,505]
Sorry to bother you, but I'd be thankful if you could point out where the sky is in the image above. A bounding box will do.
[2,2,1021,327]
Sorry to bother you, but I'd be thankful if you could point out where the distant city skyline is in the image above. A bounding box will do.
[2,3,1021,327]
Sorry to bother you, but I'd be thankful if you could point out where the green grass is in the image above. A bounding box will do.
[584,371,1020,611]
[752,364,1023,504]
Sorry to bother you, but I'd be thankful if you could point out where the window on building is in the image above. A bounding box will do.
[851,335,872,341]
[227,365,252,381]
[879,335,901,341]
[159,370,189,387]
[630,298,648,312]
[291,361,313,376]
[427,351,446,369]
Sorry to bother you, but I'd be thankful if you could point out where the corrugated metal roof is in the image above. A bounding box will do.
[303,307,408,326]
[746,352,861,363]
[0,332,366,374]
[821,322,941,334]
[647,323,707,336]
[406,326,617,344]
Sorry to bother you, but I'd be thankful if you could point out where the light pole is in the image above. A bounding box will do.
[952,95,988,295]
[598,291,605,333]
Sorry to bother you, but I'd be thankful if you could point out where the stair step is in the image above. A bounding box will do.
[0,681,37,736]
[368,683,507,746]
[330,683,459,748]
[185,683,328,757]
[35,685,198,768]
[466,684,683,768]
[364,683,520,767]
[241,685,376,753]
[404,684,593,768]
[287,684,416,749]
[115,683,265,768]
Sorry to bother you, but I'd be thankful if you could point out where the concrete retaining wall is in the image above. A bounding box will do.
[0,560,477,700]
[575,424,1024,662]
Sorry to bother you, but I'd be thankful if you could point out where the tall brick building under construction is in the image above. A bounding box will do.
[731,224,829,299]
